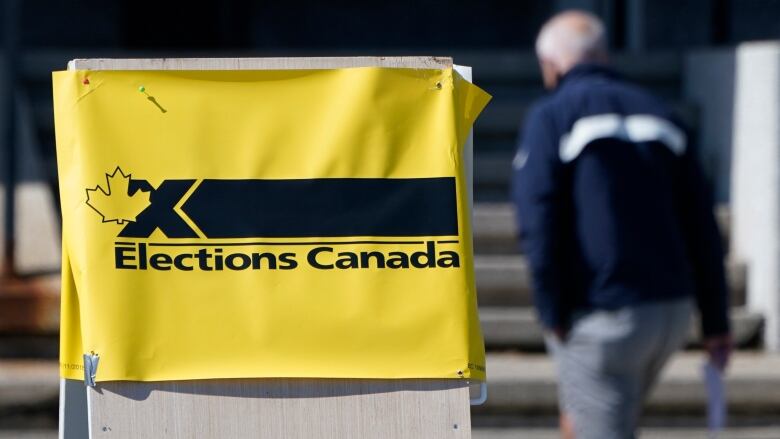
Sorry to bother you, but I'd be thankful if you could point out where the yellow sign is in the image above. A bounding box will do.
[53,67,490,382]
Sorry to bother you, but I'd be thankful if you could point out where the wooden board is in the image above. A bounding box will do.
[63,57,477,439]
[68,56,452,71]
[88,379,470,439]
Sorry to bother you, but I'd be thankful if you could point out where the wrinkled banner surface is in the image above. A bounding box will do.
[53,67,490,382]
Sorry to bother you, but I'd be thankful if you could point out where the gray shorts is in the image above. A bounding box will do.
[544,297,693,439]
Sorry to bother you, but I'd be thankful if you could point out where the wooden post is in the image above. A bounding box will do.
[62,57,477,439]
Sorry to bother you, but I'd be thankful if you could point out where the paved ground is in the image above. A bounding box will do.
[2,426,780,438]
[0,432,54,439]
[473,426,780,438]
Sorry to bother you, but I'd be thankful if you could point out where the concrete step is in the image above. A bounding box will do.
[473,202,732,255]
[473,203,518,254]
[0,360,58,414]
[0,275,60,334]
[474,255,747,308]
[475,99,698,140]
[473,152,514,192]
[474,351,780,416]
[479,307,762,349]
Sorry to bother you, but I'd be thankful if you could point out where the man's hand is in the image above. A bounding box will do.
[703,334,732,371]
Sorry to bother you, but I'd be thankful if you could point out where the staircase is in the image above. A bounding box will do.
[473,203,759,350]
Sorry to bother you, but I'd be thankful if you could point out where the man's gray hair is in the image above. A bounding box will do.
[535,11,608,69]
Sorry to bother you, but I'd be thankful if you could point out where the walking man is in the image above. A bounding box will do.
[512,10,732,438]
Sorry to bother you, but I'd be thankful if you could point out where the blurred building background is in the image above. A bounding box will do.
[2,0,780,437]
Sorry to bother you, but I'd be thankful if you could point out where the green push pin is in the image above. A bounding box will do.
[138,85,152,99]
[138,85,167,113]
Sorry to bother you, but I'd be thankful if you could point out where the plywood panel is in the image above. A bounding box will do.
[88,379,471,439]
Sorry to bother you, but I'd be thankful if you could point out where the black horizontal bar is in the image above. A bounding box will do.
[180,178,459,238]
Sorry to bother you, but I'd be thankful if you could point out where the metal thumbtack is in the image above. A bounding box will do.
[83,352,100,387]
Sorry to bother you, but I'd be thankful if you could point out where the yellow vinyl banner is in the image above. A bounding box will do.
[53,66,490,382]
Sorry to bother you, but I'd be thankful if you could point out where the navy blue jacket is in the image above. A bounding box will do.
[511,64,730,337]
